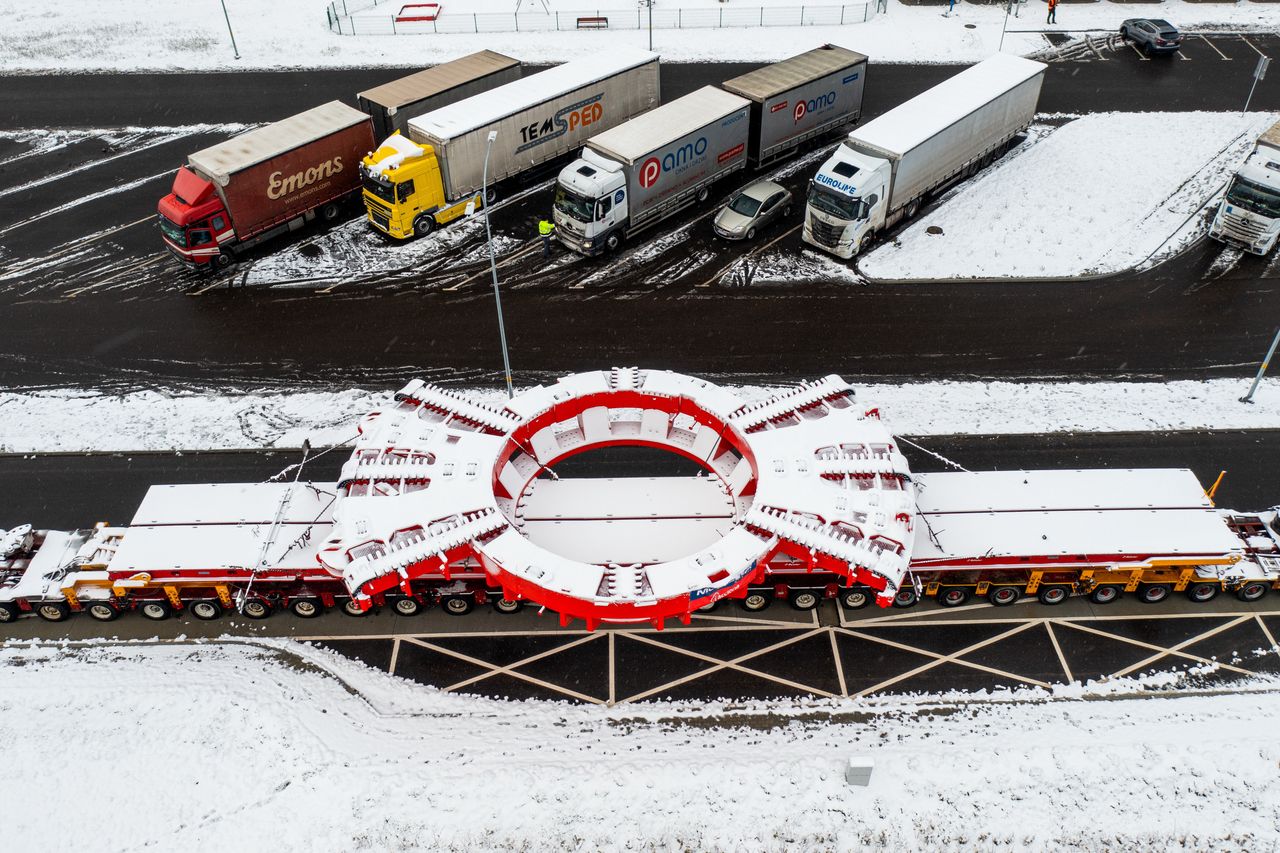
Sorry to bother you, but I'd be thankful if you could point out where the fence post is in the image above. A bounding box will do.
[392,15,396,33]
[556,10,559,29]
[678,8,682,26]
[474,13,478,32]
[343,0,348,14]
[351,15,356,34]
[720,8,723,25]
[515,12,519,31]
[760,7,764,25]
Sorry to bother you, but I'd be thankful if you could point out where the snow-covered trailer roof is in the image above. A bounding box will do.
[720,44,867,102]
[914,469,1215,514]
[188,101,370,185]
[105,524,327,574]
[130,483,338,527]
[410,48,657,142]
[357,50,519,111]
[585,86,751,166]
[1257,118,1280,153]
[852,54,1045,156]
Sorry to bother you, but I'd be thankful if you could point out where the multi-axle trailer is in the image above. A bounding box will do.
[2,371,1277,627]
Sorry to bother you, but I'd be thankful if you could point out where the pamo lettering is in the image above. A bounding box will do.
[267,157,343,200]
[517,94,604,153]
[794,91,838,123]
[814,171,857,195]
[637,136,708,189]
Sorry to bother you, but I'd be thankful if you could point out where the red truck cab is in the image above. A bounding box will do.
[158,167,236,268]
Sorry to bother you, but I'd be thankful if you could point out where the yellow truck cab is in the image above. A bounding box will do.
[360,134,478,239]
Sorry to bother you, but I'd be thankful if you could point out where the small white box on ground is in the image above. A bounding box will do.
[845,756,875,787]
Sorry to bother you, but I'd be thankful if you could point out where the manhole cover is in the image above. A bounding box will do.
[926,225,944,235]
[965,23,976,29]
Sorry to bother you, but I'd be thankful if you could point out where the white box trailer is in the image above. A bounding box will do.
[721,44,867,166]
[803,54,1046,259]
[553,86,751,255]
[357,50,522,142]
[406,48,661,201]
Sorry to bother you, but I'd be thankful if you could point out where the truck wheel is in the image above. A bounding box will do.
[341,599,368,617]
[391,596,422,617]
[1186,583,1219,603]
[290,598,322,618]
[988,585,1021,607]
[740,591,772,612]
[36,601,72,622]
[1090,584,1122,605]
[86,601,121,622]
[893,587,918,608]
[484,187,498,205]
[494,597,522,614]
[321,203,340,222]
[905,199,921,219]
[1236,581,1269,603]
[240,598,272,619]
[1137,583,1172,604]
[413,215,436,238]
[0,601,19,622]
[442,595,473,616]
[1036,585,1071,605]
[190,600,223,621]
[789,590,820,611]
[214,252,233,270]
[139,600,171,621]
[842,588,872,610]
[604,232,622,253]
[696,186,710,204]
[937,586,970,608]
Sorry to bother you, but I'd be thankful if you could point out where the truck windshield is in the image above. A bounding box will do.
[554,185,595,222]
[808,186,862,221]
[1226,176,1280,219]
[157,214,187,247]
[362,170,396,205]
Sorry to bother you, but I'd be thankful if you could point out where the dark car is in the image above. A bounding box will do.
[1120,19,1183,55]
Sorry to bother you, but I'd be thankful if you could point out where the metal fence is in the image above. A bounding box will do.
[326,3,877,35]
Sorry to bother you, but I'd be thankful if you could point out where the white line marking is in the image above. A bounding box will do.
[389,637,401,676]
[1238,34,1267,58]
[828,627,848,697]
[1045,622,1074,684]
[1058,616,1257,678]
[849,621,1044,697]
[1199,35,1230,60]
[1254,614,1280,663]
[410,633,606,704]
[607,631,616,705]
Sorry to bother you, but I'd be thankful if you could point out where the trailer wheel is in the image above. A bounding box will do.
[86,601,121,622]
[988,585,1021,607]
[937,586,971,608]
[1037,585,1071,606]
[0,602,20,623]
[1236,581,1270,603]
[1137,583,1172,605]
[341,599,368,617]
[36,601,72,622]
[321,203,340,222]
[494,597,522,614]
[390,596,421,617]
[696,598,719,612]
[893,587,918,608]
[442,595,473,616]
[240,598,272,619]
[484,187,498,206]
[1186,582,1220,604]
[790,590,821,611]
[740,591,772,612]
[1089,584,1122,605]
[413,214,436,238]
[696,186,710,204]
[604,231,622,253]
[905,199,921,219]
[139,600,171,621]
[842,588,872,610]
[190,600,223,621]
[290,598,322,618]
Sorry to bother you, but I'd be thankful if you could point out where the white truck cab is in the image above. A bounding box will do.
[1210,143,1280,256]
[553,149,629,255]
[803,145,891,260]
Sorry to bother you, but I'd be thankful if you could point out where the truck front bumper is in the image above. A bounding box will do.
[556,231,602,257]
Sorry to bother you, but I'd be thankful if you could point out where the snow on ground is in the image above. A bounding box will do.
[0,0,1274,72]
[860,111,1279,281]
[1,376,1276,452]
[1,639,1277,851]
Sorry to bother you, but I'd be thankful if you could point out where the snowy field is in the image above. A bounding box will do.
[0,0,1275,71]
[0,376,1276,452]
[1,639,1278,851]
[860,111,1279,281]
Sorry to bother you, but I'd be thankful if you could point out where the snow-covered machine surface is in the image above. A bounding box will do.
[2,370,1278,626]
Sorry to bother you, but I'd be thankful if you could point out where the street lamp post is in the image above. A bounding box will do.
[219,0,241,60]
[482,130,515,399]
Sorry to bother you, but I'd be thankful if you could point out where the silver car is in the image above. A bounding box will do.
[713,180,793,241]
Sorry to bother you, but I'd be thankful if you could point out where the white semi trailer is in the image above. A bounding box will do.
[1209,119,1280,256]
[803,54,1046,260]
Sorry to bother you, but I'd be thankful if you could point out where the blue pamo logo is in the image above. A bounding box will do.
[815,171,857,195]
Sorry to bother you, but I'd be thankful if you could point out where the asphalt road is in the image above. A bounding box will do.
[1,44,1279,389]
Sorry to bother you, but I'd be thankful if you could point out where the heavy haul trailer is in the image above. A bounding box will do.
[357,50,522,142]
[2,371,1278,625]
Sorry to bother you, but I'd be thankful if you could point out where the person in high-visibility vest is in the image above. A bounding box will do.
[538,218,556,257]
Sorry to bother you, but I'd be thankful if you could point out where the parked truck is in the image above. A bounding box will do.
[357,50,522,142]
[720,44,867,167]
[1209,119,1280,256]
[803,54,1046,260]
[158,101,375,270]
[360,49,660,240]
[553,87,752,255]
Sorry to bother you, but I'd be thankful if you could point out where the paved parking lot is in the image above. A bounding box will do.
[1041,30,1273,65]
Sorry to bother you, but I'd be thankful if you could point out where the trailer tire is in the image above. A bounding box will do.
[442,595,473,616]
[36,601,72,622]
[842,588,872,610]
[893,587,918,608]
[1037,585,1071,606]
[1186,582,1220,603]
[696,186,710,204]
[189,600,223,621]
[604,231,622,253]
[1137,583,1172,605]
[789,590,821,611]
[0,601,20,622]
[937,586,971,608]
[484,187,498,206]
[740,591,772,612]
[413,214,436,238]
[1090,584,1122,605]
[139,600,171,621]
[494,597,522,614]
[341,599,368,617]
[86,601,121,622]
[696,598,720,612]
[390,596,422,617]
[905,199,920,219]
[989,585,1021,607]
[321,203,340,222]
[290,598,322,618]
[1236,581,1269,603]
[240,598,272,619]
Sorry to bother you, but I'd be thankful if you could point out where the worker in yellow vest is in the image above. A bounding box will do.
[538,218,556,257]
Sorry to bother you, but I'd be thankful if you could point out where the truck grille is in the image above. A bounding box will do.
[366,201,391,232]
[1220,212,1265,240]
[808,214,845,248]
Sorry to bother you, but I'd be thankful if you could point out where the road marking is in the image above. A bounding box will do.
[441,241,540,292]
[828,627,848,697]
[1199,35,1230,60]
[1059,616,1257,679]
[847,605,1280,628]
[389,637,401,676]
[691,610,808,628]
[410,633,606,704]
[1176,50,1190,62]
[1127,41,1149,61]
[695,222,801,289]
[187,276,227,296]
[1238,35,1267,58]
[1255,614,1280,663]
[63,255,163,298]
[607,631,616,705]
[1045,621,1074,684]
